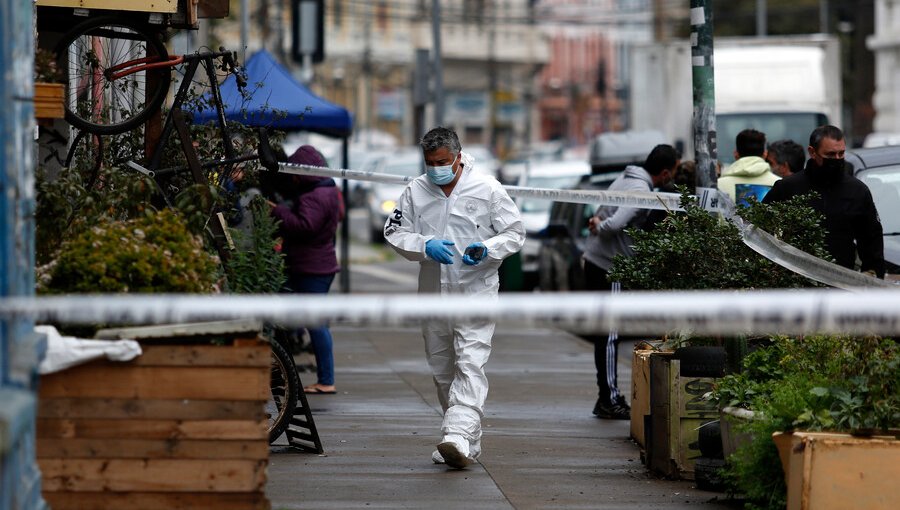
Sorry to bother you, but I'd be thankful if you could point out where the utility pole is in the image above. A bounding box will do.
[756,0,767,37]
[413,49,430,141]
[524,1,536,154]
[488,4,498,151]
[431,0,445,126]
[240,0,249,59]
[819,0,830,33]
[691,0,718,198]
[362,3,373,145]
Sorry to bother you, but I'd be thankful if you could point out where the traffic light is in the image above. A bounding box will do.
[292,0,325,64]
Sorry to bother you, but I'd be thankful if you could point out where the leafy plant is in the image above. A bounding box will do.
[609,190,830,290]
[713,335,900,509]
[35,129,155,265]
[34,47,64,83]
[42,209,219,293]
[223,195,286,293]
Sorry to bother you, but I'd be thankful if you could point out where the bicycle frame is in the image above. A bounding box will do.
[146,49,241,175]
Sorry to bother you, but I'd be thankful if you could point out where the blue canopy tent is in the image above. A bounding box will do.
[192,49,355,291]
[191,49,352,136]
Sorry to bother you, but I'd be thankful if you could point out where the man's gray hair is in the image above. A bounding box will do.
[420,126,462,154]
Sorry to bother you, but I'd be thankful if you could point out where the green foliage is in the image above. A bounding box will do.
[608,191,830,290]
[35,130,155,265]
[714,335,900,509]
[43,210,219,293]
[34,47,64,83]
[34,55,291,294]
[224,196,287,294]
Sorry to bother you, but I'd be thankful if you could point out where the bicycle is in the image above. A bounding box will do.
[54,15,174,135]
[57,43,292,444]
[267,331,300,443]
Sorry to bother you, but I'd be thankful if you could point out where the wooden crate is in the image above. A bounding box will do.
[34,83,64,120]
[35,0,178,13]
[37,321,271,509]
[630,346,654,448]
[646,354,718,479]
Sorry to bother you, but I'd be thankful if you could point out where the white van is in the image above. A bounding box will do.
[589,130,668,174]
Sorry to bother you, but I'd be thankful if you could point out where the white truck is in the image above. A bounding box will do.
[629,35,842,164]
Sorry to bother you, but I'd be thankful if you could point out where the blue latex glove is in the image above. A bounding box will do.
[425,239,455,264]
[462,242,488,266]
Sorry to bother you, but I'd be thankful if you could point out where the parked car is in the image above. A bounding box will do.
[367,149,424,243]
[345,146,394,208]
[465,145,502,179]
[515,160,592,289]
[846,145,900,277]
[536,172,621,291]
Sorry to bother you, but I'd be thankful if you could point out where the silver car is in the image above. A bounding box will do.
[367,149,425,243]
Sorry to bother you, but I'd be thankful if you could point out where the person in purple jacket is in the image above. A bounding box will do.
[270,145,342,394]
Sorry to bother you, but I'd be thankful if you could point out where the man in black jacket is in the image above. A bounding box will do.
[762,125,885,278]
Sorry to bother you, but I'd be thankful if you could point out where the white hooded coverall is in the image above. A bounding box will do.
[384,152,525,457]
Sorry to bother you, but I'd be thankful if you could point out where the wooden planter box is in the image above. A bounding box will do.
[630,344,654,449]
[36,320,271,510]
[772,431,900,510]
[645,353,719,479]
[34,83,64,120]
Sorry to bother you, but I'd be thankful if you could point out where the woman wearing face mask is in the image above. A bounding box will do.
[763,125,885,278]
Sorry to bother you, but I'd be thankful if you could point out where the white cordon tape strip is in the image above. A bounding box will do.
[280,163,892,290]
[280,163,684,211]
[2,290,900,335]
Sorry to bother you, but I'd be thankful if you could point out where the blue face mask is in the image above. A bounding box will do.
[425,154,459,185]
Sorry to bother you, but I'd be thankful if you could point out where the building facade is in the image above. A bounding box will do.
[868,0,900,133]
[206,1,550,153]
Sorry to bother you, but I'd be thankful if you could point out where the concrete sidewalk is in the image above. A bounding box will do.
[266,325,736,509]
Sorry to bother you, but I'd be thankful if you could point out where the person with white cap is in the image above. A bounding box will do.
[384,126,525,469]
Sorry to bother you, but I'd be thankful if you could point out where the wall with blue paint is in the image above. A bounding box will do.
[1,0,46,508]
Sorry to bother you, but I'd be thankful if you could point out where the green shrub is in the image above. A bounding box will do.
[43,209,219,293]
[608,190,831,290]
[714,335,900,509]
[224,195,286,294]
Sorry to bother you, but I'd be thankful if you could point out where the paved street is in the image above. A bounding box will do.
[265,211,736,509]
[267,243,736,509]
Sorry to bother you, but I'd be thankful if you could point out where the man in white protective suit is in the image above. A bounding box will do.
[384,126,525,469]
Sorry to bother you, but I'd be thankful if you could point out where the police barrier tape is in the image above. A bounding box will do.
[280,163,685,211]
[2,290,900,335]
[280,163,892,290]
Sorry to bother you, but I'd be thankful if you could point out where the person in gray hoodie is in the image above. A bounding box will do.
[718,129,780,206]
[582,144,678,419]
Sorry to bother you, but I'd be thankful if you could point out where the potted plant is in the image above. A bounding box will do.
[713,335,900,509]
[32,90,292,505]
[34,47,65,120]
[608,191,831,480]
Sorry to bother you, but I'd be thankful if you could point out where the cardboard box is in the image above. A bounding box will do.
[773,431,900,510]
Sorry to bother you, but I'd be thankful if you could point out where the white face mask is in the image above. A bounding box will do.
[425,154,459,185]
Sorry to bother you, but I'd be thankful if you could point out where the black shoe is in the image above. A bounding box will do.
[593,397,631,420]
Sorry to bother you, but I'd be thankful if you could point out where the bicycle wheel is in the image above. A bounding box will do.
[267,337,299,443]
[64,129,103,189]
[54,16,171,135]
